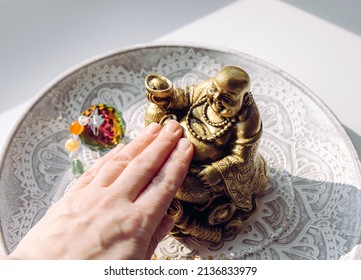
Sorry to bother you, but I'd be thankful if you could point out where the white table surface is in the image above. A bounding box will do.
[1,0,361,257]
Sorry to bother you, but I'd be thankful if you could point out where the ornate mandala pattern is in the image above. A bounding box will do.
[0,45,360,259]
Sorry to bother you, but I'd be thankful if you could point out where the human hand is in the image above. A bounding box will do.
[9,120,193,260]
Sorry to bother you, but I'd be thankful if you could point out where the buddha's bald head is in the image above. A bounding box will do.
[213,66,250,95]
[207,66,250,118]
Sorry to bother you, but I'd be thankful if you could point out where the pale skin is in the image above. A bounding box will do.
[0,120,193,260]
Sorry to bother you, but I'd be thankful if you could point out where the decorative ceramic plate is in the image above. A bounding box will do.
[1,43,360,259]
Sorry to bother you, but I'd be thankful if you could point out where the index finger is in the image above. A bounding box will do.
[84,122,162,189]
[108,120,183,201]
[135,137,193,226]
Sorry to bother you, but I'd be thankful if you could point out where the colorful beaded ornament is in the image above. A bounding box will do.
[65,104,126,176]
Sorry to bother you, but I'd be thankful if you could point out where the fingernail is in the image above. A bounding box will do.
[145,122,161,135]
[176,138,191,151]
[165,120,180,133]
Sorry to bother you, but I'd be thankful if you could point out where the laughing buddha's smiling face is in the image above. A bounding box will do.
[206,66,251,118]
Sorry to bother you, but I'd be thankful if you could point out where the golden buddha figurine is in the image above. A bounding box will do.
[144,66,268,244]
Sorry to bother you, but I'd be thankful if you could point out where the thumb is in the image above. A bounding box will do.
[145,214,174,259]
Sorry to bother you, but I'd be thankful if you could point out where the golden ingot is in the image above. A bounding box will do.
[145,74,174,109]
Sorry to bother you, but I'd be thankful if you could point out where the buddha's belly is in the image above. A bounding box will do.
[179,119,227,163]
